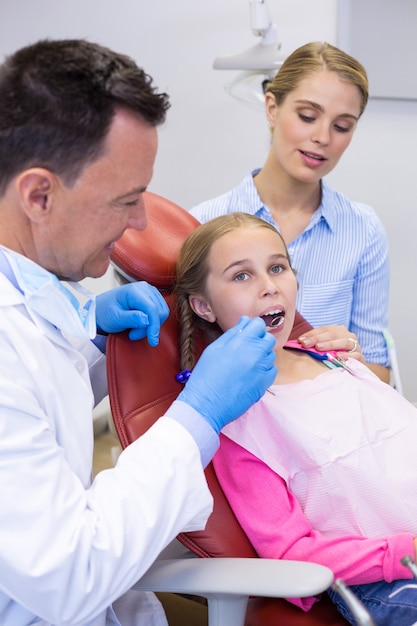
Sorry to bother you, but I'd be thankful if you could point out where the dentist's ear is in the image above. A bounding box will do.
[188,294,216,323]
[16,168,57,222]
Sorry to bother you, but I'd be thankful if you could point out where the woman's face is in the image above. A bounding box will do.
[189,226,298,347]
[266,70,361,182]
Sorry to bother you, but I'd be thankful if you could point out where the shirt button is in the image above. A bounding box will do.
[75,361,85,374]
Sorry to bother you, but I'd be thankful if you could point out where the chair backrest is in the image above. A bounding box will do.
[107,191,313,559]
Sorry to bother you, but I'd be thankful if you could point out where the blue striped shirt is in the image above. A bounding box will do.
[190,171,390,366]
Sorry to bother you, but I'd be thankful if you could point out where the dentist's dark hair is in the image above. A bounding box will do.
[0,38,170,196]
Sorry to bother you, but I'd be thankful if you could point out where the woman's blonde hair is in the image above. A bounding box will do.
[266,41,369,117]
[174,212,291,370]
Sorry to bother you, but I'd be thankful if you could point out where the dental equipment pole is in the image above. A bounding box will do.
[332,580,376,626]
[401,555,417,579]
[383,329,404,395]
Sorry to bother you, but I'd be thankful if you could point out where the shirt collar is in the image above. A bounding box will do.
[235,169,264,215]
[0,246,97,343]
[317,179,336,233]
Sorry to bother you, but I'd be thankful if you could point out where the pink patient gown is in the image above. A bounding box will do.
[222,359,417,539]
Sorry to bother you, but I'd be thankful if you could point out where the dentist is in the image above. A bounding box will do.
[0,39,276,626]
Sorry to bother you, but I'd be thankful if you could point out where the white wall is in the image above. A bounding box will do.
[1,0,416,400]
[326,98,417,401]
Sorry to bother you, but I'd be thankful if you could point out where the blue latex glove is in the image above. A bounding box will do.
[178,316,277,433]
[96,282,169,346]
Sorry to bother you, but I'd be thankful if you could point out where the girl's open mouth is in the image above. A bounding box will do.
[261,309,285,329]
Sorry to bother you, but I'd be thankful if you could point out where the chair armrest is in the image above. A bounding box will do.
[134,558,333,626]
[133,557,333,598]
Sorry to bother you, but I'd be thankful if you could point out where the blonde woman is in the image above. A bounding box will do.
[191,42,389,382]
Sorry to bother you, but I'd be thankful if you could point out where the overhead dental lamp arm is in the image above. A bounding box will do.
[213,0,283,72]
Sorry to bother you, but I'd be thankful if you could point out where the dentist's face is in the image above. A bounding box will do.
[190,226,297,345]
[34,108,157,281]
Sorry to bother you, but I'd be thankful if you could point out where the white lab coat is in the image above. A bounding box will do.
[0,251,213,626]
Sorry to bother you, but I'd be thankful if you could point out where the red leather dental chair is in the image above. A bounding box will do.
[106,191,348,626]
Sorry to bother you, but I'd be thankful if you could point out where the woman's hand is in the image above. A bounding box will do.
[297,325,365,363]
[297,324,390,382]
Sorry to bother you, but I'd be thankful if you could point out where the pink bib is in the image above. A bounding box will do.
[223,359,417,538]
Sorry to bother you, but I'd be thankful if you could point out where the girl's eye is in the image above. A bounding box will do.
[234,272,249,282]
[271,265,284,274]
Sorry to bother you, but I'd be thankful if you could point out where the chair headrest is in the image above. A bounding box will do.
[110,191,200,289]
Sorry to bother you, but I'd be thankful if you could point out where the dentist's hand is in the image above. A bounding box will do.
[178,316,277,433]
[96,283,169,345]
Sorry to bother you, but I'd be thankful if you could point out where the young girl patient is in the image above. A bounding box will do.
[174,212,417,626]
